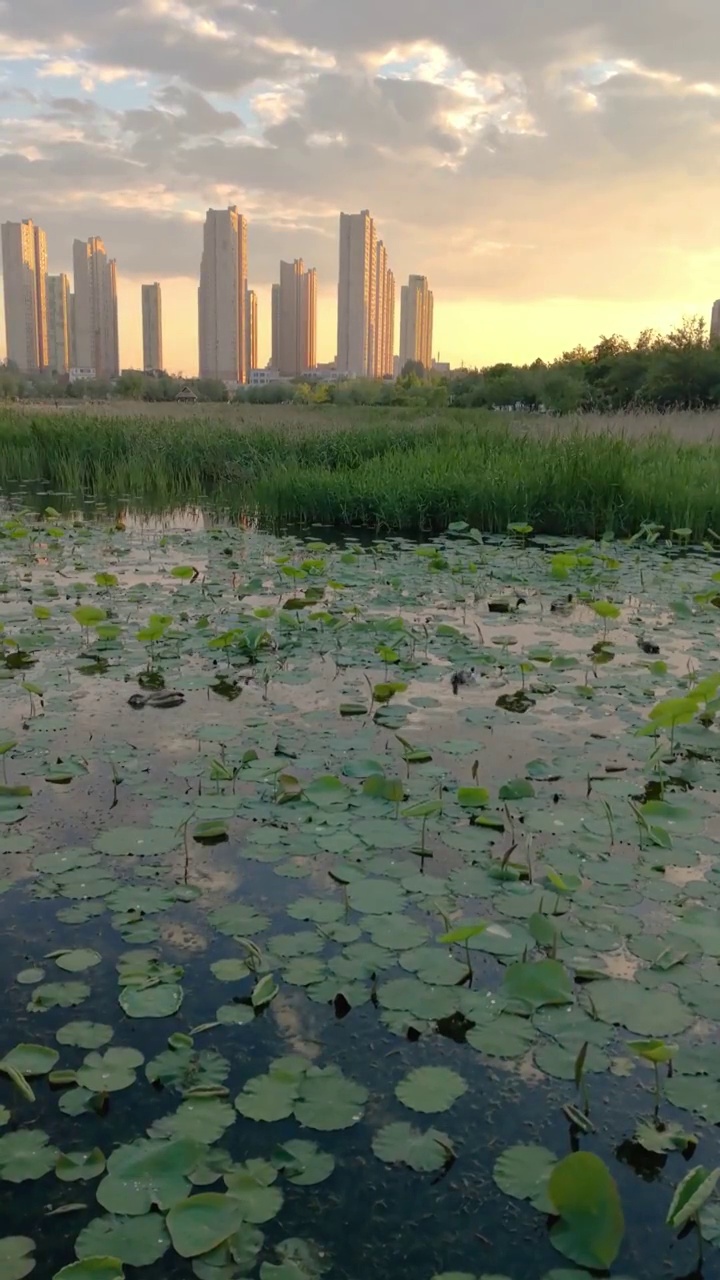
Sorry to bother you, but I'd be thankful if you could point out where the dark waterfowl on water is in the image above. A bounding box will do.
[128,690,186,709]
[551,593,575,614]
[451,666,477,695]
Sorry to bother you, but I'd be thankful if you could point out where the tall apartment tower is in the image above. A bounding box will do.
[337,211,394,378]
[277,259,317,377]
[337,210,376,378]
[384,269,396,377]
[47,273,71,374]
[72,237,119,378]
[1,218,48,371]
[271,284,280,370]
[711,300,720,344]
[246,289,258,372]
[141,282,163,371]
[399,274,434,373]
[198,206,248,383]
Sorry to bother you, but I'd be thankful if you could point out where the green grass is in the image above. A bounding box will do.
[2,406,720,536]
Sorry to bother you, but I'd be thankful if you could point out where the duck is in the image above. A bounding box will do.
[551,594,575,614]
[128,690,185,710]
[451,667,478,696]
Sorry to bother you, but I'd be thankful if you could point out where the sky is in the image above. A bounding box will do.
[1,0,720,374]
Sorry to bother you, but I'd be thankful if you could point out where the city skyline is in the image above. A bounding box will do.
[3,204,720,380]
[1,4,719,374]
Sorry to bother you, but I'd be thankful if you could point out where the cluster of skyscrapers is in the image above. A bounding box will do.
[2,208,435,381]
[1,219,127,378]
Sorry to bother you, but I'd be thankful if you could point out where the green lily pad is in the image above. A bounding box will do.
[57,1022,114,1050]
[166,1193,247,1258]
[548,1152,624,1270]
[53,1262,125,1280]
[56,1149,106,1182]
[1,1043,59,1077]
[75,1214,170,1267]
[586,980,693,1035]
[293,1066,368,1131]
[96,1137,202,1215]
[28,982,90,1012]
[77,1048,144,1093]
[467,1016,537,1059]
[395,1066,467,1114]
[372,1122,453,1172]
[0,1236,35,1280]
[493,1144,557,1213]
[503,960,573,1014]
[272,1139,335,1186]
[118,984,183,1019]
[0,1129,59,1182]
[54,949,102,973]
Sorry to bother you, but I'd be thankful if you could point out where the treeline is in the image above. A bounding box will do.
[3,316,720,413]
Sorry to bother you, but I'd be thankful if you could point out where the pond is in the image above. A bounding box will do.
[2,499,720,1280]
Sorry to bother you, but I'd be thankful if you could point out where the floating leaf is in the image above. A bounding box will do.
[395,1066,467,1114]
[57,1023,113,1050]
[272,1140,335,1186]
[56,1150,106,1183]
[53,1261,124,1280]
[548,1152,624,1270]
[0,1236,35,1280]
[118,985,183,1019]
[1,1044,59,1077]
[166,1193,246,1258]
[372,1122,453,1172]
[667,1166,720,1230]
[74,1214,170,1267]
[0,1129,59,1183]
[493,1144,556,1213]
[293,1066,368,1131]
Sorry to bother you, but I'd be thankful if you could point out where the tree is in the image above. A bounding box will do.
[401,359,426,378]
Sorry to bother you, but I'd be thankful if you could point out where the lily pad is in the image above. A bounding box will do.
[75,1215,170,1267]
[0,1236,35,1280]
[372,1122,453,1172]
[395,1066,467,1114]
[166,1193,247,1258]
[493,1144,556,1213]
[118,984,183,1019]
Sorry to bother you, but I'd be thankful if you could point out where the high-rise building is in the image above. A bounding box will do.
[337,211,394,378]
[246,289,258,372]
[399,274,434,373]
[198,206,248,383]
[141,282,163,371]
[47,273,71,374]
[271,284,280,370]
[384,269,396,377]
[277,259,317,376]
[1,218,48,371]
[72,237,119,379]
[711,300,720,344]
[67,292,76,367]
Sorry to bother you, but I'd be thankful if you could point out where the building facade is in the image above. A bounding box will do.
[271,283,280,371]
[1,218,48,371]
[337,211,395,378]
[198,206,248,383]
[141,282,163,371]
[711,300,720,344]
[399,274,434,373]
[72,237,119,379]
[277,259,317,377]
[47,273,71,374]
[246,289,258,374]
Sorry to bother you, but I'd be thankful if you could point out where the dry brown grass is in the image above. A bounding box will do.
[9,399,720,441]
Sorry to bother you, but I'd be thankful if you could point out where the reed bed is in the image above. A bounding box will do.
[1,406,719,536]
